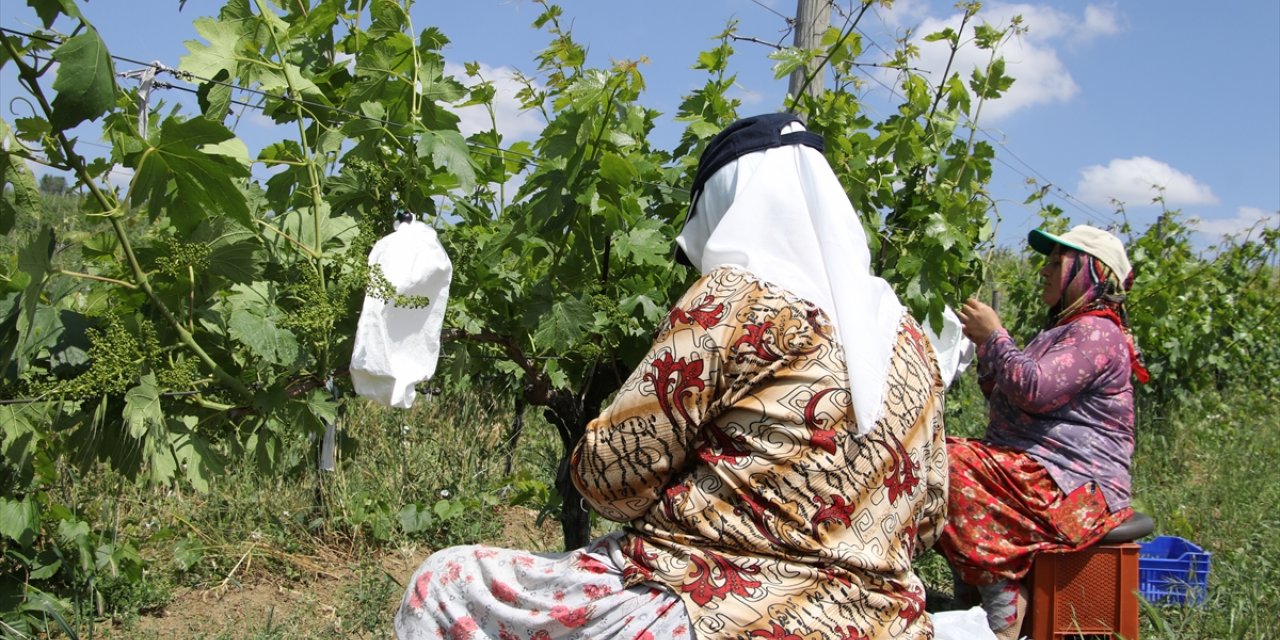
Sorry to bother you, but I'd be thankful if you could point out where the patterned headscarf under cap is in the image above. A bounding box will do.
[1033,232,1150,385]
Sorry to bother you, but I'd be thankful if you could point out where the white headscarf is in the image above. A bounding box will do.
[676,120,906,436]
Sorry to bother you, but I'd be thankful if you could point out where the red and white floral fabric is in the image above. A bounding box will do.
[395,532,692,640]
[937,437,1132,586]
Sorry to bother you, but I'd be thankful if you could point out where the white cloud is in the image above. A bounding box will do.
[444,62,544,141]
[876,0,933,29]
[1075,156,1217,207]
[1189,206,1279,239]
[888,3,1123,121]
[1078,5,1125,43]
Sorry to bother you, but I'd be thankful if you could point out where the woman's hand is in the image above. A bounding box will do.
[957,298,1004,345]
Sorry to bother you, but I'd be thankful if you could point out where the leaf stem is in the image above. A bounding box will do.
[55,269,138,289]
[194,397,236,412]
[256,0,332,371]
[256,219,322,259]
[188,264,196,332]
[546,76,623,283]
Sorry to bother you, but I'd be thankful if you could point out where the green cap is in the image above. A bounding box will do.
[1029,225,1132,284]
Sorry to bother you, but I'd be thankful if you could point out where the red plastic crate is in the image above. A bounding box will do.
[1026,543,1140,639]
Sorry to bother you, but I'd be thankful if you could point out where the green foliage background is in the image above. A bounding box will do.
[1,0,1277,635]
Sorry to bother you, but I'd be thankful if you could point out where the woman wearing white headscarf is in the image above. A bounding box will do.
[395,114,948,639]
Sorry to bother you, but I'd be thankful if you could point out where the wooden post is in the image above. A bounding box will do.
[788,0,833,102]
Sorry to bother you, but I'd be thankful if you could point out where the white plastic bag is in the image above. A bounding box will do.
[350,220,452,408]
[922,305,976,389]
[931,606,1000,640]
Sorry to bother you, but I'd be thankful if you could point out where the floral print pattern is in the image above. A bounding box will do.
[937,438,1132,585]
[979,315,1135,510]
[570,267,948,639]
[395,532,692,640]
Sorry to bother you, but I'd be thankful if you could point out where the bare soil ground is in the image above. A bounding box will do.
[112,506,564,639]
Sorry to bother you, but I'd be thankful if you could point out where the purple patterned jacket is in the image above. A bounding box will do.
[978,315,1135,510]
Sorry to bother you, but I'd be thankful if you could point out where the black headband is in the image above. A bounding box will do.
[676,113,826,266]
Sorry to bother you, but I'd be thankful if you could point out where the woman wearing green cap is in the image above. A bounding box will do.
[938,225,1149,639]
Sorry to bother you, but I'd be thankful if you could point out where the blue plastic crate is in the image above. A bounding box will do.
[1138,535,1210,606]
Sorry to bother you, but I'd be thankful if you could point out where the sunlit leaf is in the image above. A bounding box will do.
[180,17,242,81]
[533,295,591,350]
[0,405,40,468]
[768,47,809,81]
[598,153,637,185]
[0,123,42,234]
[171,416,224,493]
[201,137,251,165]
[173,539,205,571]
[228,304,298,366]
[971,58,1015,100]
[274,204,358,254]
[197,70,235,121]
[8,228,53,377]
[613,224,668,267]
[416,129,476,190]
[398,503,433,533]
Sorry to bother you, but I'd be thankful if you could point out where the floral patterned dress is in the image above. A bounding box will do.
[938,314,1136,586]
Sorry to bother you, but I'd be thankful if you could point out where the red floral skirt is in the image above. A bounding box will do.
[937,437,1132,585]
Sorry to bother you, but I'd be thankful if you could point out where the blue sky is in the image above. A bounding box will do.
[3,0,1277,248]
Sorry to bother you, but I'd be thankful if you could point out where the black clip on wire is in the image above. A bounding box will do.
[395,210,416,225]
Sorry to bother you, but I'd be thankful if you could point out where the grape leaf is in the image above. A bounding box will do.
[228,304,299,366]
[170,416,224,493]
[7,228,54,377]
[598,152,637,185]
[123,373,164,440]
[533,295,591,350]
[417,129,476,191]
[26,0,82,28]
[205,230,266,284]
[180,17,243,81]
[49,29,116,131]
[0,496,39,547]
[130,117,251,231]
[0,405,39,469]
[0,121,43,234]
[613,224,668,267]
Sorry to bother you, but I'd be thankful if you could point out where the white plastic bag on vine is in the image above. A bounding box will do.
[922,305,975,389]
[350,219,452,408]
